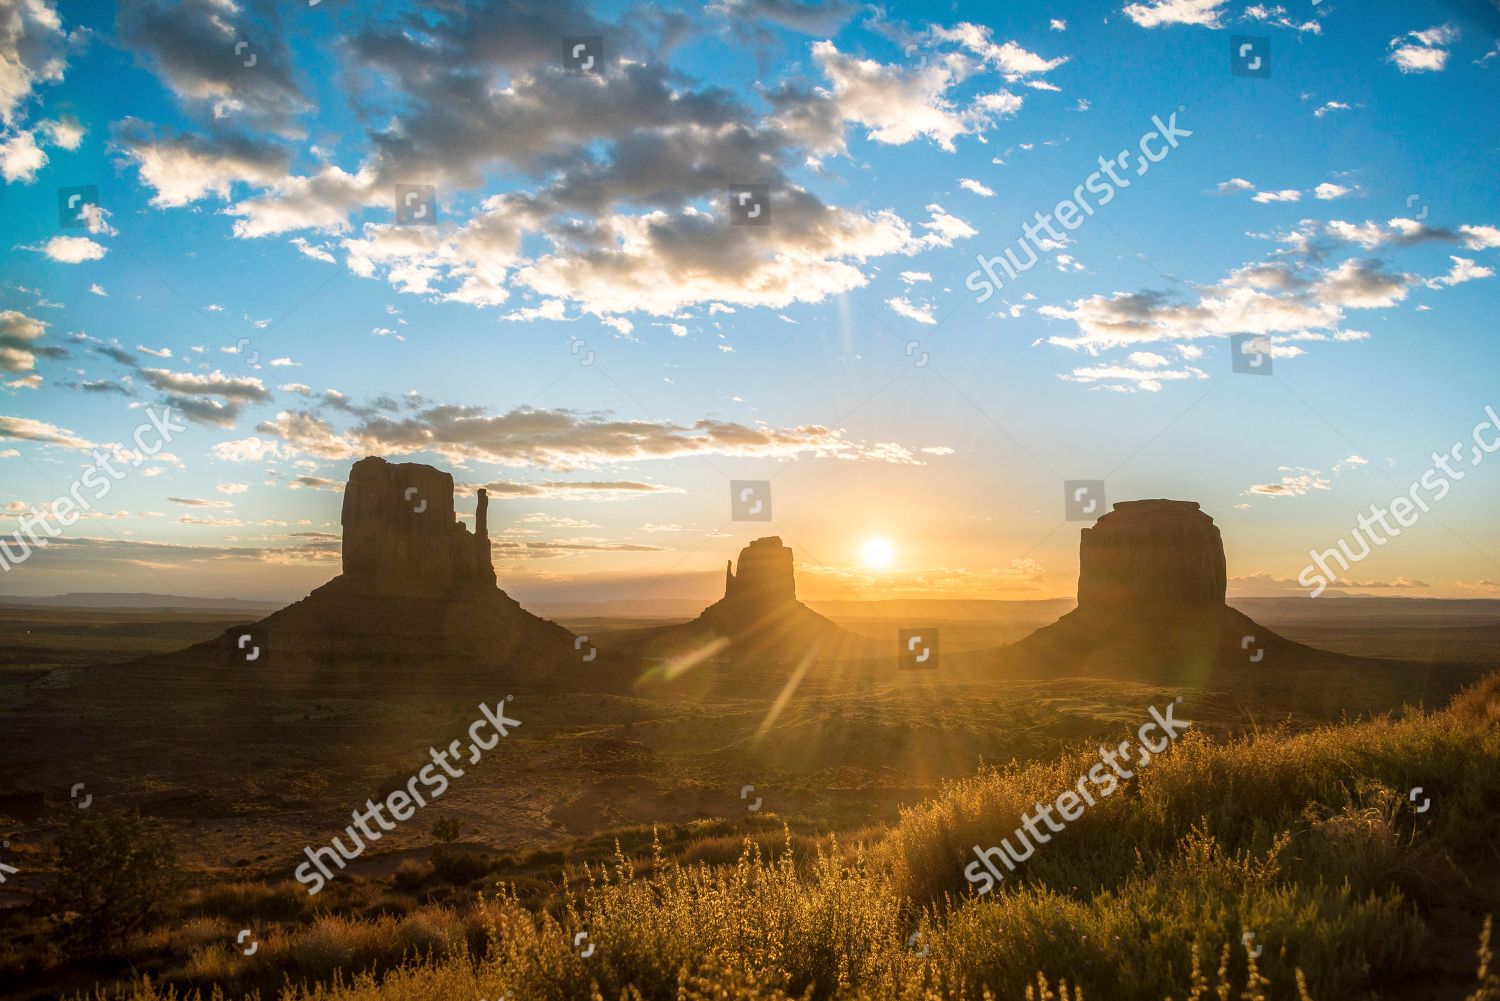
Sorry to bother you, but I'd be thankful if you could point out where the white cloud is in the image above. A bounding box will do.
[1122,0,1227,29]
[0,0,71,129]
[886,296,937,324]
[1313,101,1351,118]
[289,237,336,263]
[1038,251,1418,358]
[0,128,44,182]
[1426,256,1493,288]
[32,235,106,262]
[1060,361,1208,392]
[119,126,292,208]
[1247,466,1331,497]
[1461,225,1500,250]
[1251,189,1301,204]
[959,177,995,197]
[806,40,1006,152]
[1389,24,1459,73]
[0,308,48,374]
[254,403,931,471]
[1215,177,1255,194]
[1315,258,1417,308]
[216,482,249,495]
[0,414,93,449]
[1314,182,1352,200]
[211,436,287,462]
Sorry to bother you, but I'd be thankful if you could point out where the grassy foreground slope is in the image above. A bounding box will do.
[119,674,1500,1001]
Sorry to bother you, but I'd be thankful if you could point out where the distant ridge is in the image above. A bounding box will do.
[0,593,283,611]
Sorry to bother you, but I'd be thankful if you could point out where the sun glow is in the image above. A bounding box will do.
[859,537,895,569]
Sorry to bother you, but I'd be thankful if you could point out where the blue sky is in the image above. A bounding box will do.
[0,0,1497,604]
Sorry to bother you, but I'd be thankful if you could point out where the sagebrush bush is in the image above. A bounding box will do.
[45,811,180,953]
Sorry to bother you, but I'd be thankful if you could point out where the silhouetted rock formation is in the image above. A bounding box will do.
[124,457,601,688]
[701,537,801,632]
[601,537,875,665]
[993,499,1348,680]
[342,457,496,588]
[1078,500,1226,611]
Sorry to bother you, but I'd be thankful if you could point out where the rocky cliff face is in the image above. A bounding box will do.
[720,537,797,612]
[341,457,494,588]
[681,536,866,658]
[1076,499,1226,612]
[136,456,589,682]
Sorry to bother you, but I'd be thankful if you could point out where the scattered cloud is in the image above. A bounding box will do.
[1389,24,1459,73]
[1122,0,1228,29]
[886,295,937,324]
[1247,466,1331,497]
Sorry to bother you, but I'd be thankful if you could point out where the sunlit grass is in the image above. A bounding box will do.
[99,672,1500,1000]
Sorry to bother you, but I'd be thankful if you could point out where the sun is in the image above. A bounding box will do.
[859,537,895,569]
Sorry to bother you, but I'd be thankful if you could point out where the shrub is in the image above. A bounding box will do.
[43,811,179,953]
[430,818,463,844]
[429,846,490,885]
[393,859,430,892]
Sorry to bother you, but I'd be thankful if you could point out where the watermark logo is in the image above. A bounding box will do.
[904,340,929,367]
[574,635,597,662]
[965,111,1190,303]
[0,405,186,575]
[71,783,91,809]
[1409,787,1431,813]
[238,930,258,955]
[564,36,602,75]
[966,699,1191,895]
[1064,480,1105,521]
[395,184,437,225]
[234,40,257,67]
[295,698,521,895]
[569,337,594,366]
[57,185,99,229]
[1242,931,1264,958]
[1230,35,1270,78]
[899,627,939,669]
[404,487,427,514]
[907,930,930,956]
[1240,635,1264,662]
[237,632,262,662]
[574,930,595,957]
[740,784,762,811]
[1231,333,1273,375]
[234,337,261,367]
[731,480,771,521]
[1299,403,1499,596]
[729,184,770,225]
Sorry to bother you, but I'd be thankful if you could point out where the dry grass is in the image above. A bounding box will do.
[93,672,1500,1000]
